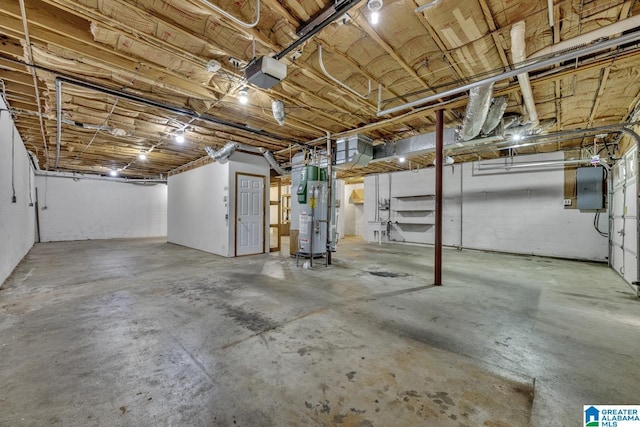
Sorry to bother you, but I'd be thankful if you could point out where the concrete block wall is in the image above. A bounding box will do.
[0,104,36,285]
[35,174,167,242]
[365,152,608,261]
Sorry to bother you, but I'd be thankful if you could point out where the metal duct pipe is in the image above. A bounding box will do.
[511,21,539,128]
[204,141,290,174]
[377,27,640,117]
[459,83,494,141]
[482,96,508,134]
[205,141,237,164]
[259,147,289,175]
[531,14,640,59]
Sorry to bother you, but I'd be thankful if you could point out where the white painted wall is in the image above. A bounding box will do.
[0,104,36,285]
[365,152,608,261]
[36,174,167,242]
[343,183,364,236]
[167,152,269,257]
[168,161,230,256]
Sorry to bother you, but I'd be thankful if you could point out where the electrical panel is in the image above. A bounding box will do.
[576,166,604,210]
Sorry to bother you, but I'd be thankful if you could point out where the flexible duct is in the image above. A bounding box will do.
[259,147,289,175]
[511,21,539,128]
[459,83,494,141]
[205,141,237,164]
[482,96,508,134]
[204,141,290,175]
[272,99,285,125]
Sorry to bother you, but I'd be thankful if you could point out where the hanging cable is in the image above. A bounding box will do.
[594,211,608,237]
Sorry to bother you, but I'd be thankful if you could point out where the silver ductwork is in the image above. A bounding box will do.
[205,141,237,164]
[458,83,494,141]
[204,141,290,175]
[272,99,285,126]
[259,147,289,175]
[482,96,508,135]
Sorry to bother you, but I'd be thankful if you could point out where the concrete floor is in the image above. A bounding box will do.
[1,237,638,426]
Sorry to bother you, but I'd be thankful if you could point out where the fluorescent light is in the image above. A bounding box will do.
[110,169,118,177]
[370,11,379,24]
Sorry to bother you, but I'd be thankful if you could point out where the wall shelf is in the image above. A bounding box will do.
[389,193,435,244]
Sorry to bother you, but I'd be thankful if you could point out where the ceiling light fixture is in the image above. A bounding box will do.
[398,156,406,163]
[138,151,147,161]
[367,0,382,24]
[512,133,522,141]
[110,169,118,177]
[238,87,249,105]
[175,130,185,144]
[205,59,221,73]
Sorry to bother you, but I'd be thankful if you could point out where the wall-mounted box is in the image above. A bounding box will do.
[576,166,604,210]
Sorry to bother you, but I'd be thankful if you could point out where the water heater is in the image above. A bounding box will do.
[297,166,328,256]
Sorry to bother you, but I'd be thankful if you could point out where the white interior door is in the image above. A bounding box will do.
[236,173,265,256]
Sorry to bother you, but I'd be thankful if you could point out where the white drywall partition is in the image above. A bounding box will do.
[36,174,167,242]
[0,104,36,285]
[168,161,230,256]
[167,152,269,257]
[365,152,608,261]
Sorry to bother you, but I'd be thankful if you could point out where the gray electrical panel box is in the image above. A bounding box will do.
[576,166,604,210]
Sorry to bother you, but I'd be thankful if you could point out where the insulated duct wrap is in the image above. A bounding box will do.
[205,141,289,174]
[205,141,237,163]
[259,148,289,175]
[272,99,285,125]
[459,83,494,141]
[482,96,508,135]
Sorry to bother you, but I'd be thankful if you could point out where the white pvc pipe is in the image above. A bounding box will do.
[511,21,539,127]
[531,14,640,59]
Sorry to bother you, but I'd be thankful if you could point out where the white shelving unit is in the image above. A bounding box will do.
[389,194,435,243]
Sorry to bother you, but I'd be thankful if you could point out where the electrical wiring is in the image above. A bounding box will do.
[594,211,608,237]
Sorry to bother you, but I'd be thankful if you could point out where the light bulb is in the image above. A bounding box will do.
[238,88,249,105]
[370,11,379,24]
[175,132,185,144]
[512,133,522,141]
[110,169,118,177]
[398,156,406,163]
[138,152,147,161]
